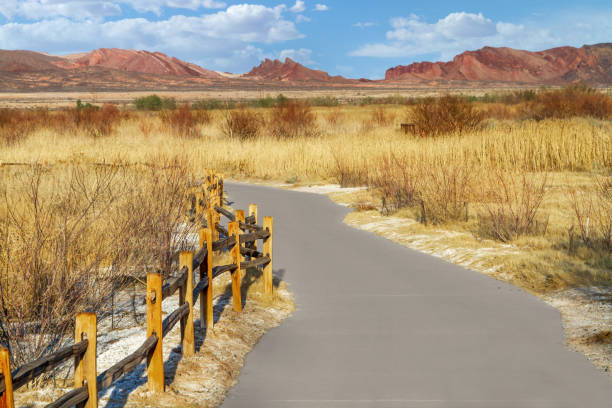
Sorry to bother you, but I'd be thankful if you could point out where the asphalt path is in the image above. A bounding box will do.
[221,182,611,408]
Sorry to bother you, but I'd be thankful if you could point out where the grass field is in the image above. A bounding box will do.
[1,89,610,376]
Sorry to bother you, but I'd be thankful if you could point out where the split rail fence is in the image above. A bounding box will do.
[0,173,274,408]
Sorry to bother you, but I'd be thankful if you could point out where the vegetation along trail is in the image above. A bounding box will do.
[222,182,611,408]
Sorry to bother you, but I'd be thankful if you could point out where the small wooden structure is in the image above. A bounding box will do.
[401,123,416,134]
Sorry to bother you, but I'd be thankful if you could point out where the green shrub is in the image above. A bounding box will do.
[134,94,176,111]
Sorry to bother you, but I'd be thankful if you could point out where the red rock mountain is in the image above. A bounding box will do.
[244,58,352,82]
[385,43,612,84]
[61,48,222,79]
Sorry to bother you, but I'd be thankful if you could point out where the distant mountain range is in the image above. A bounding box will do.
[0,44,610,91]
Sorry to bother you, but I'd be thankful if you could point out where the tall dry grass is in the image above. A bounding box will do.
[0,159,195,366]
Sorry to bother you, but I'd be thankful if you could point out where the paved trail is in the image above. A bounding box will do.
[222,183,611,408]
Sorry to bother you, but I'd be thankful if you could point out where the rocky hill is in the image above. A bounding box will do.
[243,58,352,83]
[385,43,612,84]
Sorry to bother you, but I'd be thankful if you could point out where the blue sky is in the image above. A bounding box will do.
[0,1,611,79]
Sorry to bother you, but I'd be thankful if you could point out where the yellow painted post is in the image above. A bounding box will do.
[228,221,242,312]
[0,348,14,408]
[146,272,164,392]
[248,204,258,251]
[201,228,214,330]
[74,313,97,408]
[263,217,274,295]
[179,251,195,357]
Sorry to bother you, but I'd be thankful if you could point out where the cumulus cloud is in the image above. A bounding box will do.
[290,1,306,13]
[349,10,612,59]
[279,48,314,64]
[314,4,328,11]
[296,15,311,23]
[0,4,303,72]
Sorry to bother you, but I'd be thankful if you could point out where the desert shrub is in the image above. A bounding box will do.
[0,160,195,366]
[411,95,485,136]
[477,171,549,242]
[249,94,288,108]
[268,100,319,139]
[369,153,420,214]
[0,109,35,145]
[134,94,176,111]
[479,103,518,120]
[309,96,339,107]
[70,103,121,137]
[192,99,236,110]
[522,85,612,120]
[568,176,612,250]
[418,163,474,224]
[159,103,210,138]
[332,153,369,187]
[221,106,263,140]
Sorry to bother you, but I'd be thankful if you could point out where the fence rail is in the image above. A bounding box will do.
[0,172,275,408]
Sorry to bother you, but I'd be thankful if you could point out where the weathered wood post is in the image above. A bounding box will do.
[179,252,195,357]
[195,190,204,225]
[218,175,224,205]
[228,221,243,312]
[0,348,14,408]
[263,217,274,295]
[146,272,164,392]
[248,204,258,251]
[74,313,97,408]
[207,199,219,242]
[201,228,214,330]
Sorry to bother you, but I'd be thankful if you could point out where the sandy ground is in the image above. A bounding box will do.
[283,183,611,376]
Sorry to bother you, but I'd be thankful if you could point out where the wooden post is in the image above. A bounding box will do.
[146,272,164,392]
[207,200,218,242]
[228,221,242,312]
[0,348,14,408]
[179,252,195,357]
[248,204,258,251]
[201,228,214,330]
[74,313,97,408]
[263,217,274,295]
[195,191,204,225]
[218,175,224,205]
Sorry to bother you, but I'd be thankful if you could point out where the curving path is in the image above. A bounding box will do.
[221,182,611,408]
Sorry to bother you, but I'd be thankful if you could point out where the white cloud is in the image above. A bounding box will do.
[278,48,314,64]
[349,10,612,59]
[314,4,328,11]
[0,4,303,73]
[290,1,306,13]
[0,0,226,20]
[354,22,375,28]
[296,14,311,23]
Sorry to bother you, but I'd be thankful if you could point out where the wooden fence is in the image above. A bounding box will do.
[0,172,274,408]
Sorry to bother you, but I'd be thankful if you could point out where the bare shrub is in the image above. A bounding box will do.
[418,163,474,224]
[70,103,122,138]
[411,95,485,136]
[477,171,549,242]
[369,153,420,214]
[332,153,369,187]
[0,160,195,366]
[268,100,319,139]
[521,85,612,120]
[221,106,263,140]
[159,104,210,138]
[568,175,612,250]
